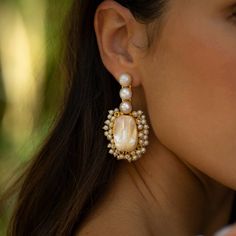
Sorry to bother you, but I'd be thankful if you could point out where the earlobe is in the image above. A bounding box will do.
[94,0,144,85]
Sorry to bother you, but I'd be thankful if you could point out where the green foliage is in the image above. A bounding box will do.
[0,0,72,234]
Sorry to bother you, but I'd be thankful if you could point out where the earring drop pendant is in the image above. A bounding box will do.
[103,73,150,162]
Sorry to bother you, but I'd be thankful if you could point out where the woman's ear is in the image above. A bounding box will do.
[94,0,148,86]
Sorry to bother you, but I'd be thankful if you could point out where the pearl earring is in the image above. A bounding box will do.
[103,73,150,162]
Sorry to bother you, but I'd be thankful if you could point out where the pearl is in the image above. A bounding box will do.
[143,135,148,140]
[141,147,146,153]
[138,132,144,138]
[144,130,149,135]
[136,150,141,155]
[113,115,138,152]
[138,124,143,130]
[105,120,110,125]
[119,101,132,114]
[119,88,132,100]
[132,111,138,117]
[138,110,143,115]
[139,139,144,145]
[141,120,146,125]
[144,140,149,146]
[103,125,109,130]
[119,73,132,87]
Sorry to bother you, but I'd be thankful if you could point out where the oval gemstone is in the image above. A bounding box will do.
[113,115,138,152]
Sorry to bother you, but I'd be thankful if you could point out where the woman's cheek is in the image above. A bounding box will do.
[142,15,236,189]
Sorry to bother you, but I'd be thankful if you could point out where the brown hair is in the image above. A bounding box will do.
[3,0,236,234]
[2,0,170,235]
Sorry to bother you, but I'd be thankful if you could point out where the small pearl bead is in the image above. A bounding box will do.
[138,110,143,115]
[119,101,132,114]
[119,88,132,100]
[138,124,143,130]
[105,120,110,125]
[138,132,144,137]
[119,73,132,87]
[141,120,146,125]
[136,150,141,155]
[144,130,149,135]
[103,125,109,130]
[144,140,149,146]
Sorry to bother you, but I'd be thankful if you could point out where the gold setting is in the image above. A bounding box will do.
[103,108,150,162]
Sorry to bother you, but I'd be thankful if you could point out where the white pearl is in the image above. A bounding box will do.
[119,88,132,100]
[119,73,132,87]
[138,124,143,130]
[143,135,148,140]
[138,110,143,115]
[144,129,149,135]
[103,125,109,130]
[113,115,138,152]
[119,101,132,114]
[141,147,146,153]
[144,140,149,146]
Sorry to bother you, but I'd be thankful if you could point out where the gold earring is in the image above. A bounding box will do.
[103,73,150,162]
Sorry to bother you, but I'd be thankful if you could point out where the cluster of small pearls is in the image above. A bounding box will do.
[103,108,150,162]
[118,73,132,114]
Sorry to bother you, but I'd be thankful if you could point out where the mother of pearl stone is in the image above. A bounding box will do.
[113,115,138,152]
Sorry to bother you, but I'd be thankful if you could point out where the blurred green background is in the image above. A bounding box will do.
[0,0,71,234]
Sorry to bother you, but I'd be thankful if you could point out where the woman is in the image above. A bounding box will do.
[4,0,236,235]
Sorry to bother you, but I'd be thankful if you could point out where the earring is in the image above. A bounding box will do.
[103,73,150,162]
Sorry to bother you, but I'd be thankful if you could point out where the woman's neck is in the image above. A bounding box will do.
[78,131,235,235]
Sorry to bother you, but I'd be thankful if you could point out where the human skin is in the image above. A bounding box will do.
[78,0,236,235]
